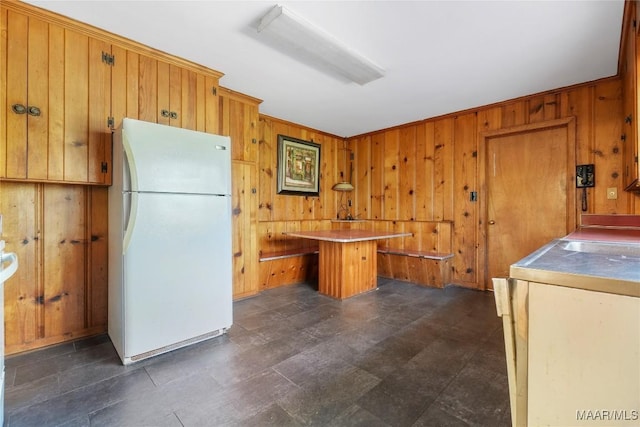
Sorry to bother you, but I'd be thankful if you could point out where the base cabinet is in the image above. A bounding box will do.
[495,279,640,426]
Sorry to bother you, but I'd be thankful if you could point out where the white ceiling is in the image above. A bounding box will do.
[25,0,625,137]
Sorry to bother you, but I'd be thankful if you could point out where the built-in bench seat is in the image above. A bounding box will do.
[376,248,453,261]
[259,246,319,262]
[377,247,453,288]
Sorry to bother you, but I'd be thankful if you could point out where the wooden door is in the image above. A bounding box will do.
[482,119,575,289]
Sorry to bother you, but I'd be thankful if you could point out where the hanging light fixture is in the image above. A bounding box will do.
[257,5,385,85]
[332,182,354,192]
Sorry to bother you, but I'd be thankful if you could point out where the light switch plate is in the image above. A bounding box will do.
[607,187,618,200]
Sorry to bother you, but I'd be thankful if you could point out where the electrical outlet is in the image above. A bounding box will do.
[607,187,618,200]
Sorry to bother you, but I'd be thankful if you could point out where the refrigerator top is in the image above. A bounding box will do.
[121,118,231,195]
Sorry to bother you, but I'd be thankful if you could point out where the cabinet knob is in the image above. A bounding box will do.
[170,111,178,119]
[489,220,496,225]
[27,106,41,117]
[161,109,170,118]
[12,104,27,114]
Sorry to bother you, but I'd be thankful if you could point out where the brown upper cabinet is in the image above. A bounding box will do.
[110,50,220,134]
[622,1,640,192]
[1,7,112,185]
[2,2,224,186]
[219,88,261,162]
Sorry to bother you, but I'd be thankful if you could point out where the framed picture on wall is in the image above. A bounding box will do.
[276,135,321,196]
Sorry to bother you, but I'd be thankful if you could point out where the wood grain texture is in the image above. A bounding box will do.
[347,78,629,289]
[318,240,377,299]
[0,8,7,178]
[5,10,28,179]
[231,162,259,299]
[0,182,107,354]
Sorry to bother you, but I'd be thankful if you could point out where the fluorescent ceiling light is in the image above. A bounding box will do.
[257,5,385,85]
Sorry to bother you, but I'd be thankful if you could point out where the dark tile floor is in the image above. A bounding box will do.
[4,279,511,427]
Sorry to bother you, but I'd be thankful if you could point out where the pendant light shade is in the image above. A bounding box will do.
[332,182,354,192]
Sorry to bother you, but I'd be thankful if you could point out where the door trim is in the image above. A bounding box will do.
[478,117,576,289]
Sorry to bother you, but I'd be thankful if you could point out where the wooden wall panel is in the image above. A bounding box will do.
[1,182,107,354]
[452,113,478,287]
[26,16,49,181]
[258,116,341,223]
[399,126,416,220]
[0,183,40,350]
[181,68,197,130]
[415,122,435,221]
[434,118,454,221]
[88,187,108,328]
[87,37,111,184]
[0,8,7,179]
[63,30,89,182]
[138,55,158,123]
[383,129,400,219]
[232,162,259,299]
[369,133,385,219]
[346,78,631,289]
[43,185,86,337]
[4,10,29,179]
[352,135,371,220]
[593,80,624,213]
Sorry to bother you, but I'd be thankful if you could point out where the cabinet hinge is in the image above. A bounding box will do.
[101,162,108,173]
[107,117,115,128]
[211,87,217,96]
[635,155,638,164]
[102,52,115,66]
[634,19,637,29]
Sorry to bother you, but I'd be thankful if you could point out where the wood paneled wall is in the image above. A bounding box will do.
[347,77,635,289]
[0,182,107,354]
[256,116,346,289]
[258,115,346,222]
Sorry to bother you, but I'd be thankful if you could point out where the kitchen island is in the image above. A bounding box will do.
[494,215,640,426]
[284,229,411,299]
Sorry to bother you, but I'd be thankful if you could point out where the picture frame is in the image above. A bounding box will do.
[276,134,321,196]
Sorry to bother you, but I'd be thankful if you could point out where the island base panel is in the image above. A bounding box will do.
[318,240,377,299]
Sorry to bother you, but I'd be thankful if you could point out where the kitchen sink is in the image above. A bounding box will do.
[558,239,640,258]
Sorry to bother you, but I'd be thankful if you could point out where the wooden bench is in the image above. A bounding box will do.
[259,246,319,262]
[376,248,453,261]
[259,246,320,290]
[377,248,453,288]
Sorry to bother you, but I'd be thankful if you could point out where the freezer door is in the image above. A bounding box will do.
[122,118,231,195]
[122,192,232,358]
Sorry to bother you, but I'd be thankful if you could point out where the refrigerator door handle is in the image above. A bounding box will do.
[123,192,138,255]
[0,252,18,283]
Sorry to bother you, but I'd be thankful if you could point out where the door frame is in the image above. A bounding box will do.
[478,117,577,289]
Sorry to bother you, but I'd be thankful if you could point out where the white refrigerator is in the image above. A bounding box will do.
[108,118,233,365]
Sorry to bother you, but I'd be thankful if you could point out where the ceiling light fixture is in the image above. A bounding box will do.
[257,5,385,85]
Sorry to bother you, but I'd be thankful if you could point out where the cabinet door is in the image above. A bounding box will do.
[528,282,640,426]
[63,31,112,184]
[219,89,260,162]
[133,56,218,132]
[1,8,112,184]
[3,9,47,180]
